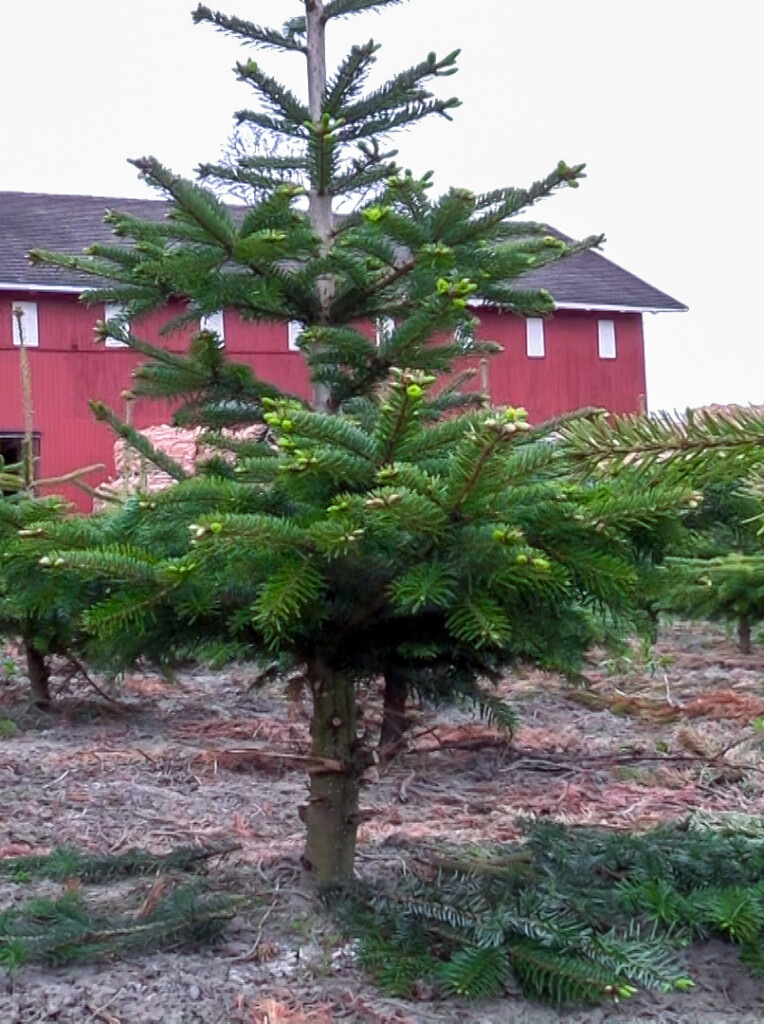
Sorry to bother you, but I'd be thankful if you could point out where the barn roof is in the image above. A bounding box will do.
[0,190,686,312]
[0,192,173,294]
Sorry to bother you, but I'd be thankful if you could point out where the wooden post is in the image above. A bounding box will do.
[479,357,490,401]
[12,306,35,491]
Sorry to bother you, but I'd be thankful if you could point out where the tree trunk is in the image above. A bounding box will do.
[738,616,752,655]
[305,0,333,256]
[305,0,335,413]
[379,666,409,760]
[304,655,361,884]
[25,642,51,709]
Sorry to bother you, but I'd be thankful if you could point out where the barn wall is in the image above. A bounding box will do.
[1,292,645,511]
[467,309,647,422]
[0,292,311,509]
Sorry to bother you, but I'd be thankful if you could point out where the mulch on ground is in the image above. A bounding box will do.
[1,622,764,1023]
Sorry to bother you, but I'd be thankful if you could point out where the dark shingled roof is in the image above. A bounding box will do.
[519,229,686,312]
[0,191,173,291]
[0,191,686,311]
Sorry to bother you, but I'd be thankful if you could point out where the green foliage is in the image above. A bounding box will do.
[0,496,108,699]
[559,406,764,485]
[439,945,509,998]
[0,718,20,738]
[470,687,519,735]
[0,452,25,494]
[653,481,764,648]
[0,656,17,680]
[661,553,764,637]
[0,886,238,968]
[683,480,763,556]
[0,841,240,883]
[557,408,764,643]
[0,842,242,969]
[40,384,671,684]
[335,817,764,1005]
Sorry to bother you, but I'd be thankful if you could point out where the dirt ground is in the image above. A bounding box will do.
[2,623,764,1023]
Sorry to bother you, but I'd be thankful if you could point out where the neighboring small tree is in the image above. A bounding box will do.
[0,497,92,707]
[559,408,764,653]
[662,551,764,653]
[659,481,764,653]
[0,310,118,707]
[0,310,86,706]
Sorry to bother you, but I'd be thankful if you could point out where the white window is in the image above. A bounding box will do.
[11,302,39,348]
[200,310,225,347]
[598,319,617,360]
[525,317,545,358]
[103,302,130,348]
[287,321,305,352]
[454,322,476,351]
[375,316,395,346]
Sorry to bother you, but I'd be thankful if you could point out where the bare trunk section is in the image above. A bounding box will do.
[305,0,327,128]
[304,655,361,884]
[738,616,752,655]
[305,0,334,412]
[25,642,51,709]
[379,666,410,760]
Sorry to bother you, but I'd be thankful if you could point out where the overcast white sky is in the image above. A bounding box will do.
[2,0,762,411]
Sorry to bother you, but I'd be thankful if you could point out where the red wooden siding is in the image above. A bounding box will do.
[468,309,646,422]
[1,292,645,511]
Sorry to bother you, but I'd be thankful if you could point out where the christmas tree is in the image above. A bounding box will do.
[29,0,688,883]
[661,481,764,652]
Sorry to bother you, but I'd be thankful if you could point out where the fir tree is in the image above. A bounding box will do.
[30,0,598,738]
[663,550,764,653]
[0,310,102,707]
[39,385,690,882]
[659,482,764,653]
[559,407,764,652]
[27,0,688,883]
[1,497,76,707]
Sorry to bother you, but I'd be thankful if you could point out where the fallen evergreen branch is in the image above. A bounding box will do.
[0,840,241,883]
[0,885,241,969]
[332,818,764,1006]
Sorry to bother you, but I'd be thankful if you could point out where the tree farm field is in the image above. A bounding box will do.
[2,622,764,1024]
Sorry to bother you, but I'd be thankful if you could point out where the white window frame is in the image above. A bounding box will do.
[11,302,39,348]
[287,320,305,352]
[200,310,225,347]
[103,302,130,348]
[597,319,617,360]
[454,321,476,351]
[375,316,395,347]
[525,317,545,358]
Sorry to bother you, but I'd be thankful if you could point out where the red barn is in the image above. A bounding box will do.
[0,191,686,511]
